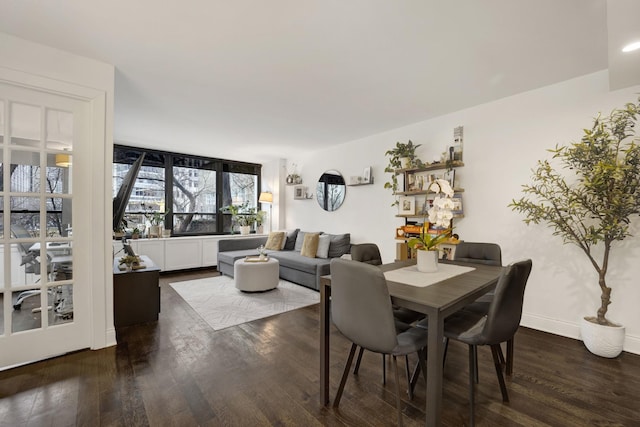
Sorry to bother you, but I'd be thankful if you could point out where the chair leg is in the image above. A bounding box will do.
[405,355,413,400]
[490,344,509,403]
[382,354,386,384]
[506,338,514,376]
[333,343,358,407]
[391,356,404,427]
[468,345,476,427]
[353,346,365,374]
[473,345,479,384]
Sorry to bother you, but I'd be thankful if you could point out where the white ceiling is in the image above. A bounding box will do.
[1,0,638,163]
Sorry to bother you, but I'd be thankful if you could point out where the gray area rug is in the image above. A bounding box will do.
[170,275,320,330]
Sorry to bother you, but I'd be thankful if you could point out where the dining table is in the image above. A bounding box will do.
[319,258,504,426]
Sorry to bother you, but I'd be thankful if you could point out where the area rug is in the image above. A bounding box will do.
[170,275,320,331]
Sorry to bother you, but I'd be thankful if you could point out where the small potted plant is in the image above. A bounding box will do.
[510,97,640,357]
[256,210,267,234]
[407,179,455,272]
[131,227,141,239]
[384,140,425,205]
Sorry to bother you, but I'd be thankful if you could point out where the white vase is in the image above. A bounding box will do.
[399,157,411,169]
[239,225,251,235]
[580,316,625,358]
[416,250,438,273]
[148,225,160,238]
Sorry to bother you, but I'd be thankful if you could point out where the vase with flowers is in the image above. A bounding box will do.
[408,179,455,272]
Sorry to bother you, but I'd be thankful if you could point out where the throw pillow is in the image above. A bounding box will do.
[327,233,351,258]
[264,231,285,250]
[316,234,331,259]
[294,230,321,252]
[300,233,320,258]
[274,229,299,250]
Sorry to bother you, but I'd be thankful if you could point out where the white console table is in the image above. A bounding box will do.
[113,234,266,272]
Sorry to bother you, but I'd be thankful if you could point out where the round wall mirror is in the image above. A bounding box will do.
[316,170,346,211]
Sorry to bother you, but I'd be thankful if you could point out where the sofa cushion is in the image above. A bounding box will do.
[301,233,320,258]
[294,230,322,252]
[327,233,351,258]
[270,251,331,274]
[277,228,299,250]
[264,231,285,250]
[316,234,331,258]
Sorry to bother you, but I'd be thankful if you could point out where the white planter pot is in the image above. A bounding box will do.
[416,250,438,273]
[399,157,411,169]
[239,226,251,235]
[580,317,625,358]
[148,225,160,238]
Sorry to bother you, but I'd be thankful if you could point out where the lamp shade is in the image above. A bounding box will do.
[55,153,72,167]
[259,192,273,203]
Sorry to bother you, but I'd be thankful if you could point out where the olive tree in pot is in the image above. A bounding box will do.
[510,98,640,357]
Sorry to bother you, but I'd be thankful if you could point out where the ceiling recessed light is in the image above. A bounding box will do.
[622,41,640,53]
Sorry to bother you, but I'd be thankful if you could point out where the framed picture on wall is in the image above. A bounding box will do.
[451,194,463,216]
[294,185,306,199]
[399,196,415,215]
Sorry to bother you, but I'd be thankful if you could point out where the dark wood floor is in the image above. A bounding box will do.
[1,268,639,426]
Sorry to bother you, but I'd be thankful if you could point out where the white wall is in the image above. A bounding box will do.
[286,70,640,354]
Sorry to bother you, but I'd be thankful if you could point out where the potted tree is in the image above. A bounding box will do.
[384,140,425,205]
[510,98,640,357]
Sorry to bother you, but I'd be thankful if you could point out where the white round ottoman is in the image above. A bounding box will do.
[234,257,280,292]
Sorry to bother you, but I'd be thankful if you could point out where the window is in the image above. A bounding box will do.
[113,145,261,235]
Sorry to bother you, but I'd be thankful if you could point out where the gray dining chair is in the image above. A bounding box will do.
[443,259,532,426]
[350,243,424,398]
[453,242,517,374]
[330,258,428,427]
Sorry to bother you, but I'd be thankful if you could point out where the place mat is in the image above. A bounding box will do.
[384,263,475,287]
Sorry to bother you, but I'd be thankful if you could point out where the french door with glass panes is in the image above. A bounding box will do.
[0,82,90,368]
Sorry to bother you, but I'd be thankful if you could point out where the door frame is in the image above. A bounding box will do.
[0,65,113,369]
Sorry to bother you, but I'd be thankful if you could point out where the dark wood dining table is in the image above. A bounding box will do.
[319,259,503,426]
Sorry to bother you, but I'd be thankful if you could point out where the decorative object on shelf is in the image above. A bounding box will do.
[142,202,169,238]
[384,140,425,205]
[316,170,345,210]
[407,179,455,272]
[363,166,372,183]
[399,196,415,215]
[510,97,640,357]
[452,125,463,161]
[131,227,141,239]
[294,185,307,200]
[286,163,302,185]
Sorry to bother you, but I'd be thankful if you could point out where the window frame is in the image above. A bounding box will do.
[113,144,262,236]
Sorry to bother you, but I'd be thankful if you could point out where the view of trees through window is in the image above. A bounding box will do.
[113,145,261,236]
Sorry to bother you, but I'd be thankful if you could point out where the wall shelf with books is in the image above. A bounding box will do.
[394,160,465,261]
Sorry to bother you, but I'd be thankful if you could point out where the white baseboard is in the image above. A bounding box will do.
[521,313,640,355]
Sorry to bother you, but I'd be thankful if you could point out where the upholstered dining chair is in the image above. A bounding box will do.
[350,243,424,398]
[442,259,532,426]
[330,259,428,426]
[453,242,517,375]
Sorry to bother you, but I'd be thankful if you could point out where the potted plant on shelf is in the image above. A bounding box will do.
[407,179,455,272]
[256,210,267,234]
[510,97,640,358]
[142,203,169,238]
[384,140,425,205]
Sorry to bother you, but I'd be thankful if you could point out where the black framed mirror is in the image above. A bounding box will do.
[316,170,346,211]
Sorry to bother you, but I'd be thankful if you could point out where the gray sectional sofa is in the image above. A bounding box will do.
[217,229,350,291]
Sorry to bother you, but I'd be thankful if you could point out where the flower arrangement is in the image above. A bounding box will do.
[408,179,455,251]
